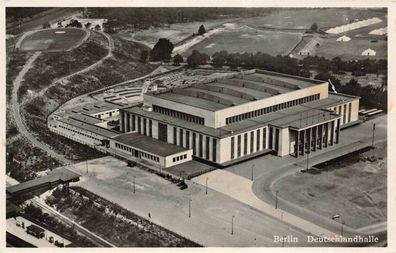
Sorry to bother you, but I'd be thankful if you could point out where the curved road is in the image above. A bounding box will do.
[11,30,115,166]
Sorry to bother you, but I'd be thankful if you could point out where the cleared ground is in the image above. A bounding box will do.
[183,24,302,56]
[65,156,311,247]
[19,28,88,52]
[119,19,232,47]
[273,141,387,229]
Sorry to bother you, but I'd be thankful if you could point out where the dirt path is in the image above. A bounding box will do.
[34,31,114,99]
[12,31,115,166]
[10,52,71,164]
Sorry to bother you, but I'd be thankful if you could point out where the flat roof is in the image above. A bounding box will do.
[7,168,80,195]
[112,132,189,157]
[146,69,325,112]
[70,113,105,125]
[58,117,120,138]
[55,101,123,118]
[123,99,341,138]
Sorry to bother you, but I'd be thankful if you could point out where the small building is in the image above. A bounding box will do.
[361,48,376,56]
[336,35,351,42]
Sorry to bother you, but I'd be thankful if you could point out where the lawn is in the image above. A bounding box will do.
[183,24,302,56]
[273,141,387,229]
[119,19,232,47]
[240,8,386,30]
[19,28,88,51]
[315,37,387,60]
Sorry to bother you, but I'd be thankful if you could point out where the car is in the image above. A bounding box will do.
[179,184,188,190]
[49,236,54,243]
[177,180,185,187]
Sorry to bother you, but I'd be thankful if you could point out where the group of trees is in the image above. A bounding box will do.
[187,50,210,67]
[88,7,271,28]
[149,38,174,62]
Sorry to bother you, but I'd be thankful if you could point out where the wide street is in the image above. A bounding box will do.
[66,156,317,247]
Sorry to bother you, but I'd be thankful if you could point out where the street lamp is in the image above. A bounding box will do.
[205,177,208,195]
[133,176,136,194]
[188,199,192,218]
[372,123,376,148]
[251,164,255,181]
[332,214,344,236]
[275,190,279,209]
[231,215,235,235]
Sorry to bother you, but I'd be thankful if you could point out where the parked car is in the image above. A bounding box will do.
[49,236,54,243]
[26,225,45,239]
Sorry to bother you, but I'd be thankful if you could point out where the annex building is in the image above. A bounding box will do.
[50,69,360,168]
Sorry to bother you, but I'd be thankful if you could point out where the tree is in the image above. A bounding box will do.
[173,54,183,66]
[309,23,318,32]
[85,22,92,29]
[140,50,149,63]
[150,38,174,62]
[187,50,208,67]
[212,50,228,66]
[198,24,206,35]
[94,24,101,30]
[42,22,51,29]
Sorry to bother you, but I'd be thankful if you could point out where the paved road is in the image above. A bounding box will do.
[35,30,114,99]
[250,116,387,237]
[11,30,115,166]
[10,51,70,164]
[6,176,115,247]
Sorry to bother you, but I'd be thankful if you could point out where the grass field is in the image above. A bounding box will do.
[19,28,88,51]
[315,37,387,60]
[273,141,387,229]
[183,23,302,56]
[241,8,386,30]
[119,19,232,47]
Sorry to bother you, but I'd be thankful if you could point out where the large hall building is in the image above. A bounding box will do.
[116,69,360,167]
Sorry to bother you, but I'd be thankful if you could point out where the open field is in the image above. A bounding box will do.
[119,19,232,47]
[183,23,302,56]
[6,8,81,35]
[273,141,387,229]
[18,28,88,52]
[315,37,386,60]
[241,8,386,30]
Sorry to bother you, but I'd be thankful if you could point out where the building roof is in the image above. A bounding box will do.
[6,168,80,195]
[304,92,359,109]
[123,97,343,138]
[70,113,105,125]
[112,132,189,157]
[145,69,325,112]
[58,117,120,138]
[55,101,123,118]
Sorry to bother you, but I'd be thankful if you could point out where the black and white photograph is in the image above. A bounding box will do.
[3,1,393,250]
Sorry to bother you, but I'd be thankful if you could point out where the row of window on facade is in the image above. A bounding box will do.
[293,119,340,157]
[226,93,321,125]
[172,126,217,162]
[172,154,188,163]
[230,127,269,160]
[153,105,205,125]
[122,113,153,137]
[115,142,160,162]
[93,110,117,119]
[59,124,101,142]
[331,102,352,124]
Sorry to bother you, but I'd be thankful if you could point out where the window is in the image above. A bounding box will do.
[256,129,260,151]
[244,133,248,155]
[137,117,141,133]
[343,104,347,123]
[231,137,235,159]
[149,120,152,137]
[206,136,210,159]
[193,133,197,155]
[262,128,267,149]
[348,103,351,123]
[143,118,147,135]
[179,129,183,147]
[173,127,177,144]
[186,131,190,148]
[132,115,136,131]
[213,139,217,162]
[237,135,241,157]
[250,131,254,153]
[199,134,203,157]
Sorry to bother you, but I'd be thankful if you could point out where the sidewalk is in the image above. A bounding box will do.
[193,170,339,238]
